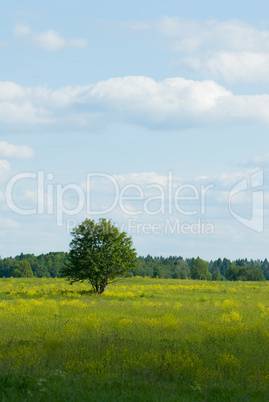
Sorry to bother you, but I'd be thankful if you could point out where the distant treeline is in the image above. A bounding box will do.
[0,253,268,281]
[0,252,69,278]
[132,256,268,281]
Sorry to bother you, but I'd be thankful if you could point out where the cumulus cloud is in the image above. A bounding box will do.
[14,24,88,51]
[180,51,269,83]
[125,17,269,83]
[0,77,269,133]
[0,141,34,159]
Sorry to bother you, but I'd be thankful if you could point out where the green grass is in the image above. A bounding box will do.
[0,277,269,401]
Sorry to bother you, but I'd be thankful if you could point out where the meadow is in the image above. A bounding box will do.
[0,277,269,401]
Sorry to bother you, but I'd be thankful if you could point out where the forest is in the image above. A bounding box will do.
[0,252,268,281]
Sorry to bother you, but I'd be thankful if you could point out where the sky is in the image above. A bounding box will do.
[0,0,268,260]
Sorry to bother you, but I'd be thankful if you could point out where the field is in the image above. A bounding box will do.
[1,278,269,401]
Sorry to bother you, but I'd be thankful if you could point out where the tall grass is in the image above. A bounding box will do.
[0,277,269,401]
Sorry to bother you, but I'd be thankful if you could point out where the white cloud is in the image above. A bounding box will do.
[0,142,34,159]
[0,101,51,128]
[125,17,269,83]
[88,76,232,116]
[1,77,269,133]
[154,17,269,53]
[0,81,26,101]
[180,51,269,83]
[14,24,88,51]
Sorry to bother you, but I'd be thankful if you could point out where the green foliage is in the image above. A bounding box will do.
[190,257,209,280]
[132,255,191,279]
[210,257,230,277]
[226,264,266,281]
[0,251,268,282]
[11,261,34,278]
[0,252,68,278]
[226,265,242,281]
[212,267,223,281]
[261,259,269,280]
[61,218,137,293]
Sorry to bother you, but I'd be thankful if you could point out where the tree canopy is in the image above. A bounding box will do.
[226,264,266,281]
[61,218,137,293]
[12,261,34,278]
[190,257,210,280]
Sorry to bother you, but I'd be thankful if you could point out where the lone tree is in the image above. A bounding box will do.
[61,218,137,293]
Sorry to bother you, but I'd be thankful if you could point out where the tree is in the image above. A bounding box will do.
[238,267,265,281]
[225,264,241,281]
[12,261,34,277]
[212,267,222,281]
[172,260,190,279]
[261,259,269,280]
[190,257,209,280]
[61,218,137,293]
[226,264,265,281]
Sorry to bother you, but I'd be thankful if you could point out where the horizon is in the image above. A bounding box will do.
[1,249,267,264]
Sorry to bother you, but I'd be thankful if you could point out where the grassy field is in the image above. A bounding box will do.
[1,277,269,401]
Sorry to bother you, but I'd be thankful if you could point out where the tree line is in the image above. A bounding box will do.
[0,252,268,281]
[0,252,69,278]
[131,256,268,281]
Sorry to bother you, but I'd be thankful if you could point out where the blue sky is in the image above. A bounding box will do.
[0,0,268,260]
